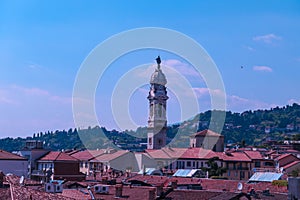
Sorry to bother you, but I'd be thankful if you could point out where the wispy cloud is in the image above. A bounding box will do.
[12,85,50,96]
[288,99,300,105]
[243,45,255,51]
[253,33,282,44]
[253,65,273,72]
[162,59,202,78]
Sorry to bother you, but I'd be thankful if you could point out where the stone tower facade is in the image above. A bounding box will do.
[147,56,168,149]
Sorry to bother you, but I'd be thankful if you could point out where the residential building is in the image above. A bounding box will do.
[14,140,49,178]
[0,149,28,177]
[190,129,224,152]
[33,151,85,181]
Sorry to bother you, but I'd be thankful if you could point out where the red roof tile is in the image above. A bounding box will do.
[39,151,79,162]
[146,147,217,160]
[0,150,27,160]
[179,148,217,159]
[90,150,129,162]
[216,152,251,162]
[283,160,300,170]
[244,150,263,160]
[70,149,105,161]
[275,153,298,161]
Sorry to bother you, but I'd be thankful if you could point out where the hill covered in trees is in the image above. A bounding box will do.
[1,103,300,152]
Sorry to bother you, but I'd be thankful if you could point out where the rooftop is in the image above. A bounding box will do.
[191,129,223,137]
[39,151,79,162]
[0,150,27,160]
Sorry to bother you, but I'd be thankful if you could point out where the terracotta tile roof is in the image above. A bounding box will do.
[179,148,217,159]
[166,189,223,200]
[244,150,263,160]
[39,151,79,162]
[0,188,11,199]
[146,147,217,160]
[170,177,202,186]
[90,150,129,162]
[70,149,105,161]
[62,185,157,200]
[127,174,169,186]
[6,175,73,200]
[126,175,288,194]
[62,189,91,199]
[199,178,288,194]
[191,129,222,137]
[215,152,251,162]
[275,153,298,161]
[283,160,300,170]
[0,150,27,160]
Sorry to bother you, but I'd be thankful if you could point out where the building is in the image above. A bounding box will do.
[0,149,28,177]
[147,56,168,149]
[33,151,85,181]
[190,129,224,152]
[68,149,105,175]
[14,140,49,178]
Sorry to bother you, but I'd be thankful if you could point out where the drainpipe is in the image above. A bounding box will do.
[87,186,95,200]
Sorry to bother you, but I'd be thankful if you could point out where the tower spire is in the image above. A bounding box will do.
[147,56,168,149]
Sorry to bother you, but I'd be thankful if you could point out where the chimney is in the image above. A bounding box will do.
[0,171,4,188]
[171,180,177,189]
[156,184,163,197]
[148,188,156,200]
[115,184,123,198]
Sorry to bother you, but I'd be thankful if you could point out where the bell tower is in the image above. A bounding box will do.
[147,56,168,149]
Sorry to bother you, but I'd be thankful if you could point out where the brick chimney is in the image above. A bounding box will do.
[148,188,156,200]
[156,184,163,197]
[115,184,123,198]
[0,171,4,188]
[171,180,177,189]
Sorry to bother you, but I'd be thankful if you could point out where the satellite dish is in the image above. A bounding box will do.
[237,182,243,191]
[19,176,24,185]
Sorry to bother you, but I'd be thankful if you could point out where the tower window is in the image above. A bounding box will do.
[149,137,152,145]
[158,139,162,145]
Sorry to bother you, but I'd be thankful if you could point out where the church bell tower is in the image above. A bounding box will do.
[147,56,168,149]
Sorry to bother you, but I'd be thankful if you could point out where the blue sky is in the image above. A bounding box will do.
[0,0,300,137]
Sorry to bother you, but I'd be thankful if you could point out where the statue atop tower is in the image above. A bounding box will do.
[147,56,168,149]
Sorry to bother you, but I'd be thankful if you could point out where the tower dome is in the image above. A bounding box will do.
[150,68,167,86]
[150,56,167,86]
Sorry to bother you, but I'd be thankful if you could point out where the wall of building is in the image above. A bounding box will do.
[0,160,28,177]
[109,152,139,172]
[191,136,224,152]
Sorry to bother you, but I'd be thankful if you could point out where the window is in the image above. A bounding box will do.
[264,161,274,166]
[80,162,83,168]
[201,162,204,168]
[149,137,152,145]
[187,161,191,167]
[158,139,162,145]
[254,161,261,168]
[85,162,88,168]
[228,170,231,176]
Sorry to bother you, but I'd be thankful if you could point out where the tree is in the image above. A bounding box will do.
[202,157,227,177]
